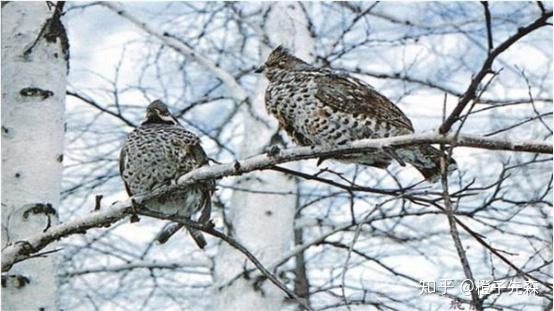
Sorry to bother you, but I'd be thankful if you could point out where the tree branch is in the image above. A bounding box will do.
[481,1,493,52]
[60,260,211,277]
[67,91,137,128]
[441,166,482,310]
[438,10,552,134]
[1,202,132,272]
[2,133,551,271]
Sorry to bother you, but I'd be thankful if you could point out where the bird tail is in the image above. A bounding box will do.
[155,195,212,248]
[156,222,183,244]
[185,225,207,249]
[156,222,207,249]
[398,145,457,183]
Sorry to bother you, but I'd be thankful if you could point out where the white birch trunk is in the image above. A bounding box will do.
[1,2,68,310]
[213,3,314,310]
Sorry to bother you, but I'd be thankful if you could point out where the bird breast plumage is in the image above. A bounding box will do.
[121,124,205,217]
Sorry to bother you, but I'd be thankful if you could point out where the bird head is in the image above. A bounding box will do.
[255,45,310,76]
[142,100,179,126]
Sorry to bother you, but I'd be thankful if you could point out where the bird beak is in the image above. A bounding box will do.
[170,115,181,125]
[254,65,265,73]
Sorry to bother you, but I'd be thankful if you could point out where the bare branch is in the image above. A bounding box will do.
[67,91,137,128]
[481,1,493,52]
[439,10,552,134]
[441,166,482,310]
[60,260,211,277]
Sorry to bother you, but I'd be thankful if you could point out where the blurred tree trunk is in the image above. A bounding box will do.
[1,2,68,309]
[293,187,311,309]
[213,3,314,310]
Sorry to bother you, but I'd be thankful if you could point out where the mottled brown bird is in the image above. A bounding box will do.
[119,100,213,247]
[257,46,456,182]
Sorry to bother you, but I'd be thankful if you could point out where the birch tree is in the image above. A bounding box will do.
[1,2,68,310]
[212,3,315,310]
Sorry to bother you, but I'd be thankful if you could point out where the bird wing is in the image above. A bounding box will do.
[314,72,414,132]
[170,129,215,223]
[119,145,132,196]
[189,141,210,167]
[170,129,215,188]
[169,129,209,167]
[185,140,216,194]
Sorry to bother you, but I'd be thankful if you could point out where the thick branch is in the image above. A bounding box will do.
[2,133,551,271]
[438,10,552,134]
[1,202,132,272]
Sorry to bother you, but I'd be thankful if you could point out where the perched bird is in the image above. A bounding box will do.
[119,100,213,248]
[256,46,457,182]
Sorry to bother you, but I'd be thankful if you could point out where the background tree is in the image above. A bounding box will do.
[211,3,313,310]
[1,2,552,310]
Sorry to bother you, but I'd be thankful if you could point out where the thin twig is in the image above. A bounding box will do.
[67,91,136,128]
[94,195,103,211]
[440,165,482,310]
[481,2,494,52]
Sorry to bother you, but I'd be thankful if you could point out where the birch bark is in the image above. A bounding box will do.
[212,3,315,310]
[1,2,68,309]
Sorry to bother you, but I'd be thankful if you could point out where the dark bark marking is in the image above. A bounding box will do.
[1,275,30,288]
[19,87,53,99]
[21,203,57,232]
[22,203,56,220]
[22,2,70,71]
[14,240,34,256]
[2,126,10,137]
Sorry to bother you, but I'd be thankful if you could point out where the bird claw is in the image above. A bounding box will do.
[130,198,142,223]
[266,145,281,157]
[233,161,241,172]
[205,219,215,230]
[316,157,327,166]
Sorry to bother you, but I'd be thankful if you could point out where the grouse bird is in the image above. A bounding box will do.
[119,100,213,248]
[256,46,457,182]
